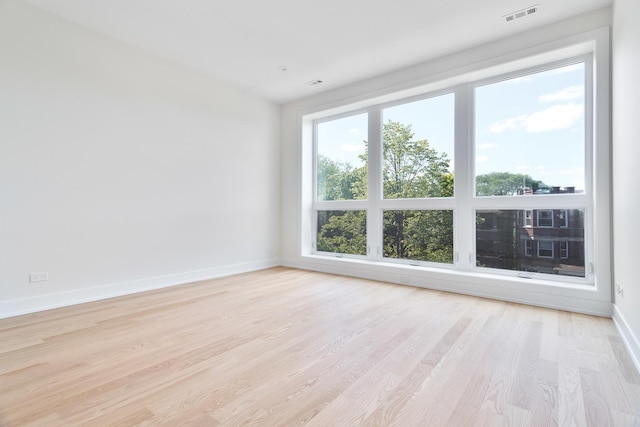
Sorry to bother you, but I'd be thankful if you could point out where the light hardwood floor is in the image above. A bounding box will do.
[0,267,638,426]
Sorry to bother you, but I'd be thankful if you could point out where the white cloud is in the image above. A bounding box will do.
[516,165,530,171]
[477,143,499,150]
[489,115,527,133]
[538,85,583,102]
[523,103,583,132]
[340,143,363,152]
[476,156,489,163]
[489,103,583,133]
[349,128,361,135]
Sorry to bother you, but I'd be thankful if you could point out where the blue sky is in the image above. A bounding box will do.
[475,63,585,191]
[317,62,585,192]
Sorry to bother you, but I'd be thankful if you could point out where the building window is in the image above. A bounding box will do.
[537,241,554,258]
[560,241,569,259]
[524,210,533,227]
[537,210,554,228]
[524,239,533,256]
[558,210,568,228]
[309,52,598,285]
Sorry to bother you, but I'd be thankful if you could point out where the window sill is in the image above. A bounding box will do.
[290,254,610,316]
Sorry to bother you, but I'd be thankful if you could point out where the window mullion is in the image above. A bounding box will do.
[367,107,382,260]
[454,84,474,271]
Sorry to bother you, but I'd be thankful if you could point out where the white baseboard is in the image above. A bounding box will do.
[612,304,640,375]
[0,259,280,319]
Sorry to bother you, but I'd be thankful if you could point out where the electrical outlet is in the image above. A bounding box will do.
[29,272,48,283]
[616,282,624,298]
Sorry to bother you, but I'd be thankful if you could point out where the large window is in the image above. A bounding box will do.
[309,52,600,286]
[313,93,455,266]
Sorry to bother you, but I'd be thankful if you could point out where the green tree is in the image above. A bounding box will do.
[316,154,360,200]
[476,172,546,196]
[317,210,366,255]
[383,121,452,199]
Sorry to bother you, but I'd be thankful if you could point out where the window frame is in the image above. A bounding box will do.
[524,239,533,257]
[559,210,569,228]
[537,240,555,258]
[304,40,605,290]
[537,210,555,228]
[560,241,569,259]
[524,210,533,227]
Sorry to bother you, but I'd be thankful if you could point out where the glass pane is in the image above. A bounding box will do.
[382,94,454,199]
[476,209,585,277]
[383,210,453,264]
[316,210,366,255]
[316,114,368,201]
[475,63,585,196]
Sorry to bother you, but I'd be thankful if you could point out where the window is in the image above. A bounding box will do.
[524,210,533,227]
[560,241,569,259]
[524,239,533,256]
[537,210,554,227]
[308,52,599,285]
[558,210,568,228]
[313,93,455,266]
[538,241,554,258]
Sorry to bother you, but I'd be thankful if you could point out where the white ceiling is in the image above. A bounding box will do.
[24,0,611,104]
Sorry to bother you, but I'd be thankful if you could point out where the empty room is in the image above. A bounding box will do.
[1,0,639,425]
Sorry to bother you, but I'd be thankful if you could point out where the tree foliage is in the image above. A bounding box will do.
[316,210,366,255]
[476,172,546,196]
[316,155,366,201]
[383,121,452,199]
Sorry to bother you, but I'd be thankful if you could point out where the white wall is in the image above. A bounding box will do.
[281,8,613,316]
[612,0,640,371]
[0,0,280,317]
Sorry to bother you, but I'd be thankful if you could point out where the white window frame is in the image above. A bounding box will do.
[524,210,533,227]
[537,210,554,228]
[560,241,569,259]
[301,27,610,301]
[524,239,533,256]
[312,91,457,268]
[312,58,592,280]
[537,241,554,258]
[558,210,569,228]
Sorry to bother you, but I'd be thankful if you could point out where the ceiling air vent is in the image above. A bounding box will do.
[504,5,538,22]
[305,79,324,87]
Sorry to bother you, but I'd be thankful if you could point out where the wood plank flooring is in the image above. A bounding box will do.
[0,267,638,426]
